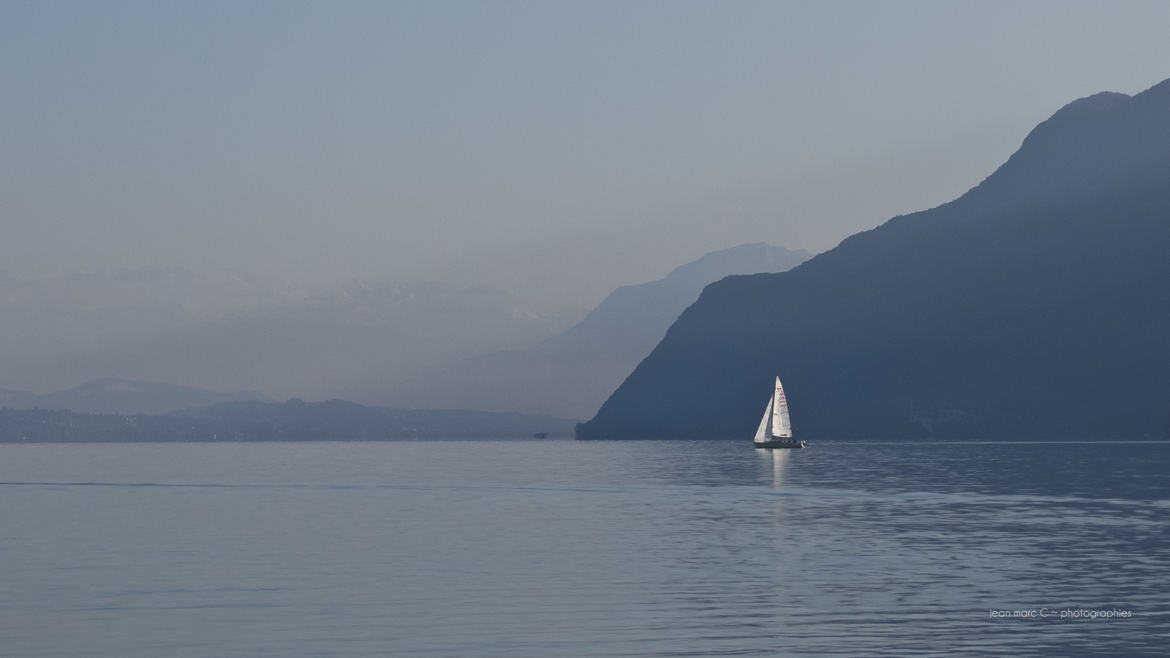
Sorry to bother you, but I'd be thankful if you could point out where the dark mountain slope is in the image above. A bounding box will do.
[578,79,1170,440]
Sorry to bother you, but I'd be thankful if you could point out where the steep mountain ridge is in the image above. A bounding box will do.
[578,78,1170,440]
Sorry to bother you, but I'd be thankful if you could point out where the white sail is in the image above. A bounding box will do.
[752,375,800,447]
[771,376,792,438]
[753,395,773,443]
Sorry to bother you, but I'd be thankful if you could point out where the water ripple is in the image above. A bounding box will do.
[1,440,1167,657]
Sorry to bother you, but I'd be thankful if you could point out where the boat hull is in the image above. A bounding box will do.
[754,439,805,449]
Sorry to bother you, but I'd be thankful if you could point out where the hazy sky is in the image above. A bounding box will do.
[4,0,1170,307]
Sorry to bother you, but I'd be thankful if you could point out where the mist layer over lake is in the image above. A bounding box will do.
[3,440,1166,657]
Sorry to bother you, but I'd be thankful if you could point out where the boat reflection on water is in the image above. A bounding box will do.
[756,446,791,488]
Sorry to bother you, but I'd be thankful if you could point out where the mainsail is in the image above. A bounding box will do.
[772,377,792,438]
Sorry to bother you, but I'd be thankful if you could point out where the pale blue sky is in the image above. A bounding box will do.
[3,0,1170,307]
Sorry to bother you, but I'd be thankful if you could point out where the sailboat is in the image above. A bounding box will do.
[753,376,805,449]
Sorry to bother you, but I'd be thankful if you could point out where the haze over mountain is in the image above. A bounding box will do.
[0,398,574,443]
[342,243,810,419]
[0,378,271,416]
[0,269,572,400]
[579,78,1170,440]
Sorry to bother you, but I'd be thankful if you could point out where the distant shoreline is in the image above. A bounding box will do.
[0,402,576,443]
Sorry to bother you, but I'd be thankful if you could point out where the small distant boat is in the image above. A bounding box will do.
[753,376,805,449]
[532,432,549,439]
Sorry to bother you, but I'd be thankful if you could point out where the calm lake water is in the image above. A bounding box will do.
[2,440,1168,657]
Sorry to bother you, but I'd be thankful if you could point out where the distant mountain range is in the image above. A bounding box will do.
[0,271,569,400]
[0,378,272,415]
[0,399,574,442]
[579,78,1170,440]
[342,243,810,419]
[0,245,808,418]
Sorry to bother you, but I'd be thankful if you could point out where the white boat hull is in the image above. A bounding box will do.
[754,439,805,449]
